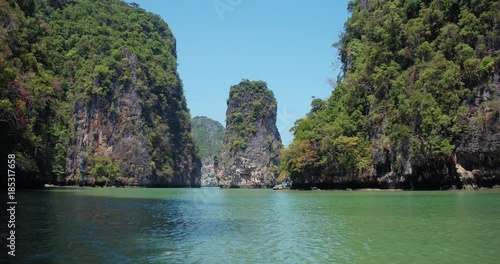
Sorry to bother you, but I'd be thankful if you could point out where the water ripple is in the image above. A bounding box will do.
[8,188,500,263]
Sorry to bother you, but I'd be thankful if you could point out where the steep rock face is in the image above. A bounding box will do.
[66,51,152,186]
[456,74,500,187]
[60,1,201,187]
[365,1,500,190]
[200,163,219,187]
[218,80,282,188]
[191,116,225,187]
[372,75,500,190]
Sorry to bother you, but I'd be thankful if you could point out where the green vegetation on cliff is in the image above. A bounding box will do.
[281,0,499,189]
[0,0,200,187]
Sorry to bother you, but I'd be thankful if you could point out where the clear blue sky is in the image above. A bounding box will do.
[130,0,351,145]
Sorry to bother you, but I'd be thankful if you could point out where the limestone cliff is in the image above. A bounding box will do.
[61,1,201,187]
[0,0,201,187]
[455,74,500,187]
[200,163,219,187]
[218,80,282,188]
[66,50,201,187]
[191,116,225,187]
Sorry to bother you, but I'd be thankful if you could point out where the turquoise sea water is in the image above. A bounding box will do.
[4,188,500,263]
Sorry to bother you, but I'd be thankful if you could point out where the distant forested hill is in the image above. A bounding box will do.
[281,0,499,189]
[191,116,225,162]
[0,0,201,187]
[191,116,224,187]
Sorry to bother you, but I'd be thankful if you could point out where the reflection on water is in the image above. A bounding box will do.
[3,188,500,263]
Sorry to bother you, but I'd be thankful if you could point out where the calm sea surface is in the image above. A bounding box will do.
[3,188,500,263]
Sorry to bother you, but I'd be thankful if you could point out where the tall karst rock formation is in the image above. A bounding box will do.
[218,80,282,188]
[62,1,201,187]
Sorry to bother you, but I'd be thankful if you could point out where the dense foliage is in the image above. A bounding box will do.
[191,116,225,161]
[0,0,200,186]
[281,0,499,189]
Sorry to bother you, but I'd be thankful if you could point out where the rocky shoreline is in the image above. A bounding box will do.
[39,183,500,191]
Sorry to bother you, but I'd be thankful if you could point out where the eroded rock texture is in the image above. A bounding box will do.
[218,80,282,188]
